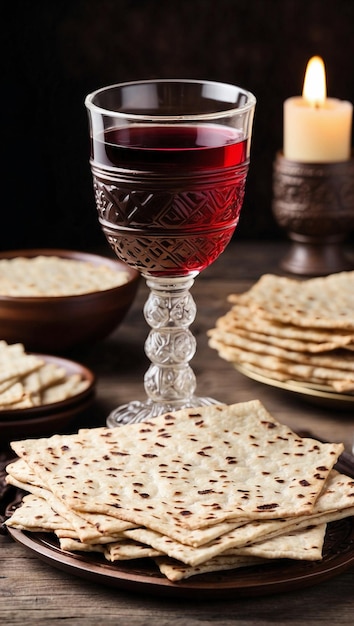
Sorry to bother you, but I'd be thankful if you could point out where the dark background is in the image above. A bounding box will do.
[2,0,354,252]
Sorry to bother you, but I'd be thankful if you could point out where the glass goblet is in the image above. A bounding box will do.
[85,79,256,426]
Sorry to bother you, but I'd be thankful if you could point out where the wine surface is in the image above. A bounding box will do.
[94,124,246,169]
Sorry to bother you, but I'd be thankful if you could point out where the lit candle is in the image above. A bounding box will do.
[283,56,353,162]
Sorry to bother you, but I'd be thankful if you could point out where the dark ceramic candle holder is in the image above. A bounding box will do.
[272,152,354,276]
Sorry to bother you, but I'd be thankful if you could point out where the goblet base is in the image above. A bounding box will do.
[106,396,220,427]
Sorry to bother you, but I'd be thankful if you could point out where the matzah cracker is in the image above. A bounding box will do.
[6,494,73,532]
[22,364,67,394]
[208,328,354,371]
[219,325,353,355]
[58,538,105,553]
[6,458,137,542]
[6,461,235,547]
[10,401,343,534]
[218,307,354,351]
[122,469,354,565]
[0,382,26,406]
[104,541,163,561]
[229,272,354,330]
[154,524,326,581]
[0,354,44,385]
[208,338,354,390]
[155,555,266,581]
[41,374,88,404]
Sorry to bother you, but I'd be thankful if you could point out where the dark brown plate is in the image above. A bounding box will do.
[6,455,354,600]
[234,363,354,410]
[0,354,95,440]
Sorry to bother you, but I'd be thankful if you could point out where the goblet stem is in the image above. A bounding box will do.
[106,275,218,427]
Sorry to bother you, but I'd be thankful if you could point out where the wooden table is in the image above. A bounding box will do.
[1,240,354,626]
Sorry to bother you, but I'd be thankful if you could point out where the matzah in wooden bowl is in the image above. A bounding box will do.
[0,249,140,353]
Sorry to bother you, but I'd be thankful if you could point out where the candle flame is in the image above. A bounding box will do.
[302,56,327,107]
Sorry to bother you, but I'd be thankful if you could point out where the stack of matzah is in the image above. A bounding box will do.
[5,400,354,582]
[0,341,90,410]
[208,272,354,393]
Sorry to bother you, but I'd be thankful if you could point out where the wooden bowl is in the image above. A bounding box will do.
[0,249,140,353]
